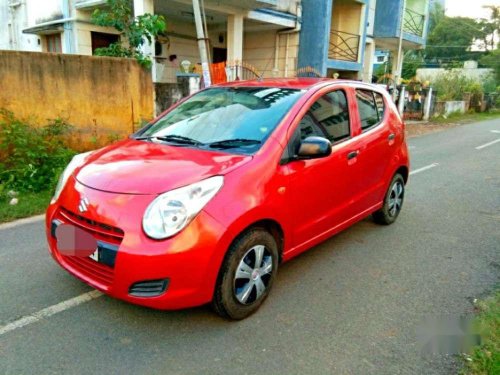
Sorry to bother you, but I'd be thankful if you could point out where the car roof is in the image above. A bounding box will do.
[212,78,379,91]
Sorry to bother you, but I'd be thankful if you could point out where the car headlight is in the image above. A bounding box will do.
[143,176,224,240]
[51,151,92,204]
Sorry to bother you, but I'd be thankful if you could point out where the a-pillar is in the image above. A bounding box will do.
[134,0,156,82]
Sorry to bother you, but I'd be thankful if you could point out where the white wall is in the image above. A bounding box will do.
[417,68,494,83]
[244,30,299,78]
[0,0,42,52]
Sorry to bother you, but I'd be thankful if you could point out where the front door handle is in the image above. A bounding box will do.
[347,151,359,160]
[388,133,396,141]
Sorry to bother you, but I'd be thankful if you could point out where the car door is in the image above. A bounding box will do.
[281,87,360,250]
[347,88,394,212]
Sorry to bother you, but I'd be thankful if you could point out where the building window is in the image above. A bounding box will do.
[46,34,62,53]
[376,56,385,63]
[91,32,119,54]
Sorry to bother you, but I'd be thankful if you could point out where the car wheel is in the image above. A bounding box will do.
[373,173,405,225]
[212,228,278,320]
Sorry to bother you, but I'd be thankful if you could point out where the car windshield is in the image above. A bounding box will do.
[135,87,305,154]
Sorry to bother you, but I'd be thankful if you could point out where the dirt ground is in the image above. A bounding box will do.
[405,122,458,138]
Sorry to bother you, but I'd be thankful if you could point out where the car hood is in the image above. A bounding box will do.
[75,139,252,194]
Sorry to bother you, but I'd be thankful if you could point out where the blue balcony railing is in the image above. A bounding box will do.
[403,8,425,37]
[328,30,360,62]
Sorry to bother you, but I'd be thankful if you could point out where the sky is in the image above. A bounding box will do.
[445,0,500,19]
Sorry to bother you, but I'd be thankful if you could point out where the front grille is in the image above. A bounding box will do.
[129,279,169,297]
[63,255,114,287]
[55,207,123,289]
[59,207,124,243]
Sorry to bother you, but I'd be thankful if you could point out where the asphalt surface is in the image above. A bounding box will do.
[1,119,499,375]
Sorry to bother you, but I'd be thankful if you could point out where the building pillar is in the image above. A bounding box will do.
[362,39,375,83]
[297,0,333,76]
[62,0,74,53]
[423,88,433,121]
[134,0,156,81]
[227,14,244,64]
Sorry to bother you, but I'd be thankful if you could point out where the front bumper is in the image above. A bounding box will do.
[46,178,227,310]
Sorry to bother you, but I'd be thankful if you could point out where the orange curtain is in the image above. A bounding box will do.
[211,62,227,84]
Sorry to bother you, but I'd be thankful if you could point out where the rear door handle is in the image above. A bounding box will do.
[347,151,359,160]
[388,133,396,141]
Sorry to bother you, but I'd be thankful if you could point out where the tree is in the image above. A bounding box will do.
[477,5,500,52]
[425,17,484,64]
[479,47,500,84]
[91,0,166,68]
[402,50,425,79]
[428,2,445,32]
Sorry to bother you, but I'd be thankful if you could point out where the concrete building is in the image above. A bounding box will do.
[1,0,430,88]
[0,0,302,81]
[298,0,370,80]
[373,0,430,83]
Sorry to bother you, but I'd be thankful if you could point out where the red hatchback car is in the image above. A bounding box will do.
[46,78,409,319]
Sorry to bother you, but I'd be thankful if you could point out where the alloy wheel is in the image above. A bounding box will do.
[388,180,404,217]
[233,245,273,305]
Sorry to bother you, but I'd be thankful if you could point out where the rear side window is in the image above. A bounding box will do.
[356,90,381,132]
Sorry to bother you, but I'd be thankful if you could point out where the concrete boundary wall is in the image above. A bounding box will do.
[0,50,154,135]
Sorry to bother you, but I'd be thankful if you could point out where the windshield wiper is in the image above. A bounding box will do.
[208,139,261,149]
[154,135,204,146]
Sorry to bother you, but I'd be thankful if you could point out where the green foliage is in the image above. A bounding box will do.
[0,190,52,223]
[91,0,166,68]
[0,109,76,194]
[477,5,500,52]
[424,71,485,101]
[462,292,500,375]
[425,17,484,64]
[402,51,425,80]
[479,48,500,85]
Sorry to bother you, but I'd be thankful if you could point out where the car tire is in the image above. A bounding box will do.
[212,228,279,320]
[373,173,405,225]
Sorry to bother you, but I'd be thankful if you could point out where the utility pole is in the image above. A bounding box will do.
[192,0,211,87]
[393,0,406,102]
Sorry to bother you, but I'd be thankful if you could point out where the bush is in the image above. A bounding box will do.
[424,71,484,101]
[0,109,76,194]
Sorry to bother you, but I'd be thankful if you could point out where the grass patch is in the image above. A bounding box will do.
[431,110,500,125]
[0,190,52,223]
[462,291,500,375]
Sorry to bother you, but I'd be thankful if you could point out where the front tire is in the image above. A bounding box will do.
[212,228,278,320]
[373,173,405,225]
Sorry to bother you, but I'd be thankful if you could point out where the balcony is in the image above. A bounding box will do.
[74,0,106,10]
[328,30,360,62]
[403,8,425,37]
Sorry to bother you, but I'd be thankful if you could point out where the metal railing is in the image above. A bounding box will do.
[403,8,425,37]
[328,30,360,62]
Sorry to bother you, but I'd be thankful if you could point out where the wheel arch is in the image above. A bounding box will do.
[395,165,409,184]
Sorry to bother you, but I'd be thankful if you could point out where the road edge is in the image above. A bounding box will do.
[0,214,45,230]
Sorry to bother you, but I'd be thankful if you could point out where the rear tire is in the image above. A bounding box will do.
[212,228,278,320]
[373,173,405,225]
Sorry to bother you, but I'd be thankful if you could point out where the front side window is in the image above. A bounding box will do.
[356,89,382,131]
[136,87,305,154]
[297,90,350,143]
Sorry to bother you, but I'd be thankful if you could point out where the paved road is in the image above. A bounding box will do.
[1,119,499,375]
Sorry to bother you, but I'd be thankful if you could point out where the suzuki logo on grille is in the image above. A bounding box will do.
[78,197,90,213]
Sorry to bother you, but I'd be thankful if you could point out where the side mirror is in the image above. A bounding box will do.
[297,136,332,159]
